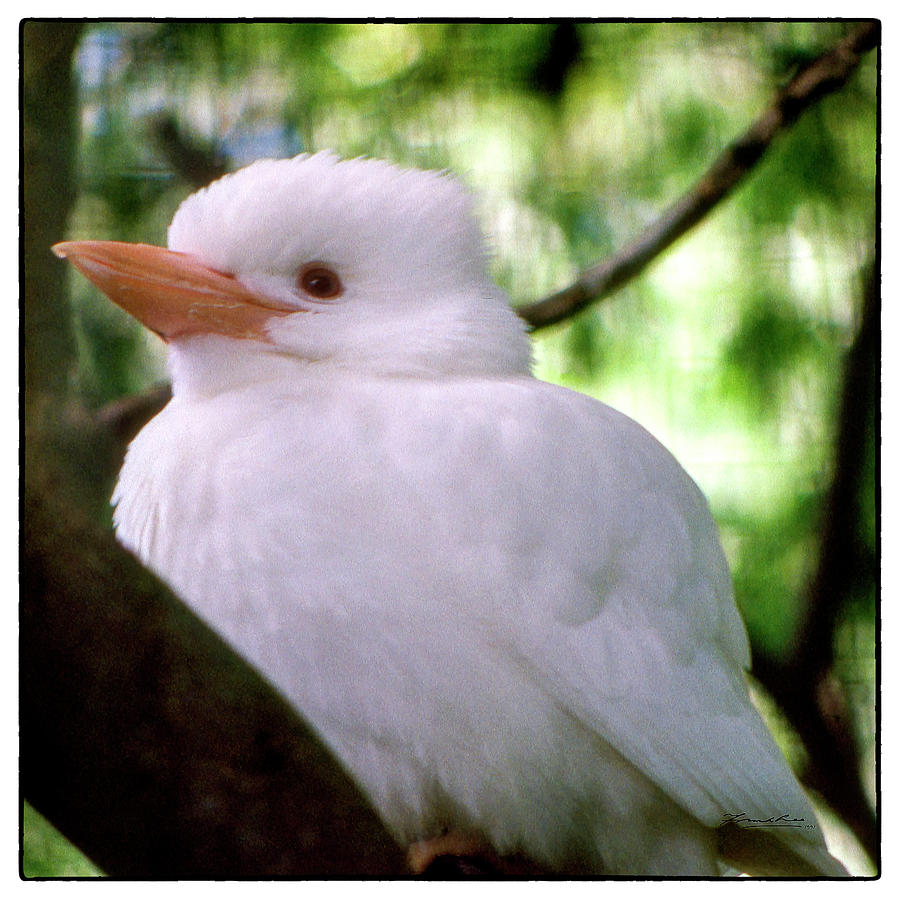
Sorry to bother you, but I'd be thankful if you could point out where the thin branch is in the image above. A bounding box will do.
[96,382,173,459]
[517,20,879,330]
[149,113,229,188]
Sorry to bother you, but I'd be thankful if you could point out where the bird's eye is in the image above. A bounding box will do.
[296,264,343,300]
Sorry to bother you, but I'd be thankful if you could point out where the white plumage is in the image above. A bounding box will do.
[56,151,846,876]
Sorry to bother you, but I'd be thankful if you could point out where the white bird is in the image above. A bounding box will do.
[55,151,846,877]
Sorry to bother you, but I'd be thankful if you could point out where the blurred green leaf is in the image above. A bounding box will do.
[718,294,828,422]
[22,803,104,878]
[719,493,822,657]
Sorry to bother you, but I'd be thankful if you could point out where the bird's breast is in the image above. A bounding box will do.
[111,375,737,858]
[114,374,729,670]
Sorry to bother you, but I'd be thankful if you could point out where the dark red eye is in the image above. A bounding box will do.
[297,264,343,300]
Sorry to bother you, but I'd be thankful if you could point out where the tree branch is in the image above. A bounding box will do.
[22,21,82,397]
[149,113,229,188]
[517,20,879,330]
[23,419,407,878]
[96,382,173,459]
[751,262,879,867]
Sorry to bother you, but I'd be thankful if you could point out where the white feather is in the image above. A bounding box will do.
[112,152,846,876]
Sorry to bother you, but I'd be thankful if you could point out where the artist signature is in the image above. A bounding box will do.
[720,812,813,829]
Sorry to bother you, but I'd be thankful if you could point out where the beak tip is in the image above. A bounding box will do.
[51,242,70,259]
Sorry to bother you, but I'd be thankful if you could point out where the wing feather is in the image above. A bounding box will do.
[491,382,839,868]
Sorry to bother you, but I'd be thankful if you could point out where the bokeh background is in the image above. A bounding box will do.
[23,20,878,876]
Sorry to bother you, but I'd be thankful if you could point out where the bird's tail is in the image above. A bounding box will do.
[717,822,849,877]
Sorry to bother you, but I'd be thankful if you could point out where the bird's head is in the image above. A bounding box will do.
[54,152,532,393]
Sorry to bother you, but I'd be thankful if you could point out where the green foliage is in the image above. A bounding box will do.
[21,803,103,878]
[718,493,822,657]
[718,293,833,424]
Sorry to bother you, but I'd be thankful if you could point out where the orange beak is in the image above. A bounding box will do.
[52,240,296,342]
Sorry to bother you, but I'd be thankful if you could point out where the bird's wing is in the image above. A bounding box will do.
[488,382,841,872]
